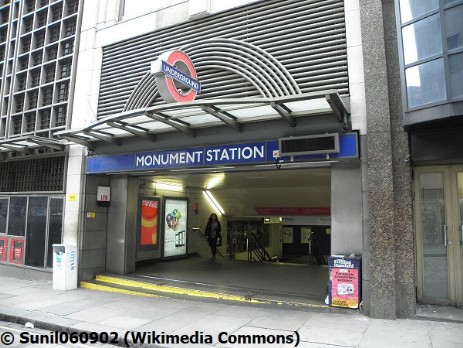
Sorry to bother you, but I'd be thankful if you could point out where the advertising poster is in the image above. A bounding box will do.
[328,256,362,309]
[139,197,160,248]
[301,227,312,244]
[282,227,293,243]
[163,198,188,257]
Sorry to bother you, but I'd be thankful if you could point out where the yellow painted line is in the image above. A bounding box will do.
[80,281,161,298]
[94,275,329,309]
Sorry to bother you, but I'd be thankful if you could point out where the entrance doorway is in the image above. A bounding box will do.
[415,166,463,306]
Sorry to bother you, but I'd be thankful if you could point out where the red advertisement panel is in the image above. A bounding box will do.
[0,237,7,262]
[140,199,159,246]
[9,238,25,264]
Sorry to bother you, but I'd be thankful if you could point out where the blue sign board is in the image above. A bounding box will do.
[87,133,359,174]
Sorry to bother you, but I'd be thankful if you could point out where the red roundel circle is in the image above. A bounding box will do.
[152,50,199,103]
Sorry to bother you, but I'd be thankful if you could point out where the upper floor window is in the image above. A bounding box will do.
[398,0,463,109]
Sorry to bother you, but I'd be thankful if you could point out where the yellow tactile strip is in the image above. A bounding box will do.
[80,275,329,309]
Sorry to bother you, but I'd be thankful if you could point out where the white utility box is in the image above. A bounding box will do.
[52,244,78,290]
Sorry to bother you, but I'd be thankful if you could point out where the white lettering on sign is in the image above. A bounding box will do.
[136,151,203,168]
[333,259,355,268]
[205,145,265,162]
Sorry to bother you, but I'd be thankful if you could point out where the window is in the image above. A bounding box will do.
[30,70,40,87]
[449,53,463,98]
[399,0,438,23]
[40,109,51,129]
[35,32,45,48]
[0,198,7,233]
[43,87,53,105]
[49,26,60,42]
[0,196,63,268]
[7,197,27,236]
[406,59,446,107]
[18,57,28,70]
[37,13,47,27]
[60,61,71,78]
[47,45,58,60]
[23,18,33,32]
[12,116,21,134]
[28,91,38,109]
[55,106,66,126]
[45,66,55,83]
[17,74,26,90]
[64,21,76,37]
[398,1,463,109]
[445,6,463,50]
[25,113,35,131]
[67,0,79,15]
[15,95,24,112]
[62,41,73,55]
[46,198,63,267]
[402,14,442,64]
[57,83,68,102]
[25,197,48,267]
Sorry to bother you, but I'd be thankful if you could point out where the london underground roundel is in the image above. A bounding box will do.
[151,50,201,103]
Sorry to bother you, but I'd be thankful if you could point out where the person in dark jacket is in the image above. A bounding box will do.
[205,213,221,260]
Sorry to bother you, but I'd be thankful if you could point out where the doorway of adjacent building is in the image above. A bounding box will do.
[415,166,463,307]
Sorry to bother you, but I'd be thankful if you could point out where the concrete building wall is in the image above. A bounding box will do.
[359,0,414,318]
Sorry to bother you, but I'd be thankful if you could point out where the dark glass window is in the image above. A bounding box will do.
[0,198,7,234]
[25,113,35,131]
[57,83,69,102]
[7,197,27,236]
[39,109,51,129]
[25,197,48,267]
[449,53,463,98]
[45,66,55,83]
[445,5,463,50]
[60,61,71,78]
[63,41,73,55]
[55,106,66,126]
[46,198,63,268]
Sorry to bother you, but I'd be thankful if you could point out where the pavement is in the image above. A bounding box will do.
[0,274,463,347]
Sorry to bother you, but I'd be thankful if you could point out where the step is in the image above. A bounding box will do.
[80,274,330,311]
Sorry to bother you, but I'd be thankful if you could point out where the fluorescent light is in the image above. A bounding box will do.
[204,190,225,216]
[154,182,184,191]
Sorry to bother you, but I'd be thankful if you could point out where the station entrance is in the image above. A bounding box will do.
[130,166,332,302]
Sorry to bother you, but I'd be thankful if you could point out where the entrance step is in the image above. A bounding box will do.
[80,274,330,310]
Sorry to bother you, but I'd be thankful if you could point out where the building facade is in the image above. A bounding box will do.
[1,0,461,320]
[0,0,82,278]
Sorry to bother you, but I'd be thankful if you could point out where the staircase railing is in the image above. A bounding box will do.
[247,232,276,262]
[191,227,225,257]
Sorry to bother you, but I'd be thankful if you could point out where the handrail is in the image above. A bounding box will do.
[191,227,225,258]
[247,232,275,262]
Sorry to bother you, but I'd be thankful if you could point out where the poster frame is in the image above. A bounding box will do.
[162,196,189,259]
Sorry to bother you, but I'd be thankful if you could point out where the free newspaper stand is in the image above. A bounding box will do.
[52,244,78,290]
[328,255,362,309]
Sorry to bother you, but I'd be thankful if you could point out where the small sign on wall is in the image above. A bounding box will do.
[97,186,111,207]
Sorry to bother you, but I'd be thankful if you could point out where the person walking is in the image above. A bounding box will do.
[205,213,221,260]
